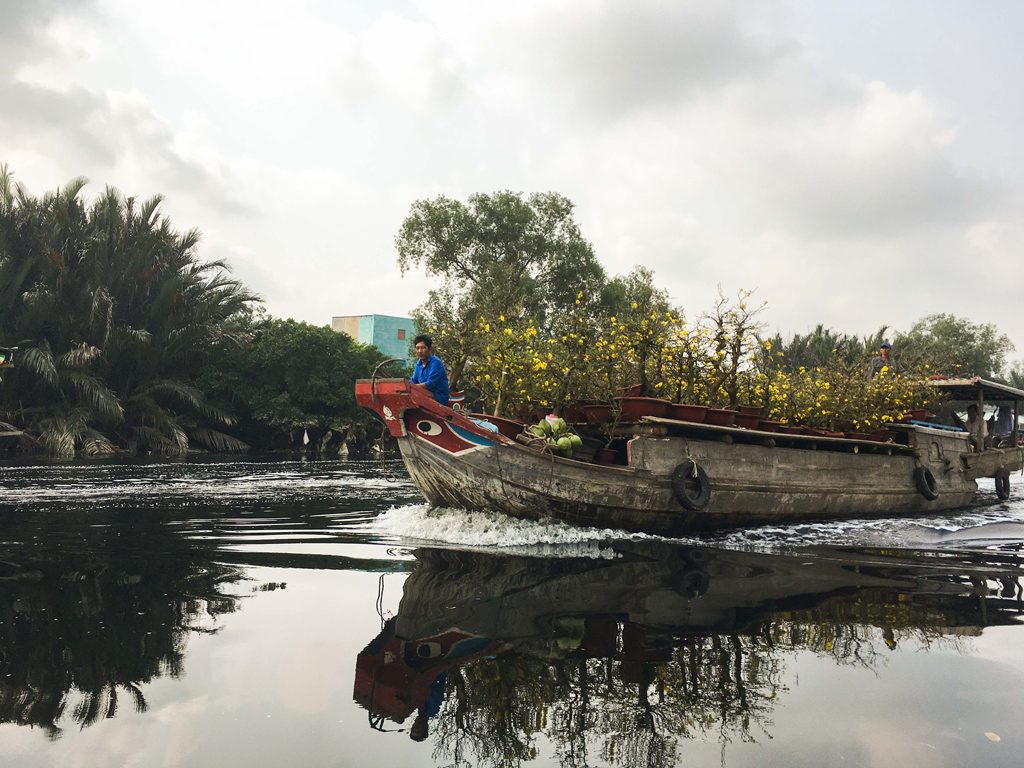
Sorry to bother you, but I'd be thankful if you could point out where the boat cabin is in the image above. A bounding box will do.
[928,377,1023,448]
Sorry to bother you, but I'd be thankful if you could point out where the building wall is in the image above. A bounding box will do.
[331,316,360,337]
[331,314,416,365]
[369,315,416,364]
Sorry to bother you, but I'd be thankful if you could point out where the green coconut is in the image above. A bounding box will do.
[568,434,583,449]
[549,417,568,436]
[536,419,553,436]
[555,436,573,455]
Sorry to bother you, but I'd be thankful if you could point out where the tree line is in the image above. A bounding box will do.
[0,166,383,458]
[2,170,1019,458]
[399,191,1022,430]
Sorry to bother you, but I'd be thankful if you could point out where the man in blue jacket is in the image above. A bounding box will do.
[410,334,450,406]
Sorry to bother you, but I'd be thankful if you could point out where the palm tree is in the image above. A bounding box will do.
[0,165,258,456]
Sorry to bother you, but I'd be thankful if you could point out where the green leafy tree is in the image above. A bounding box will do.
[895,313,1013,378]
[397,191,605,388]
[1005,361,1024,390]
[199,317,384,450]
[601,267,677,395]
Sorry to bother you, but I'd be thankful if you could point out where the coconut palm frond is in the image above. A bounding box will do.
[37,411,87,458]
[0,162,13,211]
[80,428,118,457]
[142,408,189,455]
[187,426,249,453]
[129,424,166,446]
[90,286,115,341]
[130,425,178,454]
[138,379,205,411]
[39,425,76,458]
[59,343,103,368]
[170,422,188,454]
[60,369,124,421]
[0,252,36,308]
[18,344,59,388]
[125,683,147,714]
[134,379,231,426]
[115,326,152,345]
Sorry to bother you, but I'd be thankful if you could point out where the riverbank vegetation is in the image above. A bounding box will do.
[2,171,1018,457]
[0,167,383,458]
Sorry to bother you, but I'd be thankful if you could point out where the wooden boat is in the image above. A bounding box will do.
[355,377,1024,535]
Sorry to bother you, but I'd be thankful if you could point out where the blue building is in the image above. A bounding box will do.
[331,314,418,366]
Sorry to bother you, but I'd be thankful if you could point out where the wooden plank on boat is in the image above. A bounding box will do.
[959,446,1024,478]
[637,416,916,454]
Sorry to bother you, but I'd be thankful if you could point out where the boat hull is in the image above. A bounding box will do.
[398,430,978,535]
[356,378,1022,534]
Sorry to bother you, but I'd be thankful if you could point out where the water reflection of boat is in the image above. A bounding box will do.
[353,542,1024,749]
[356,378,1024,534]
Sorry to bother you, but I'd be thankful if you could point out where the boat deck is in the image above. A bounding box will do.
[621,416,918,455]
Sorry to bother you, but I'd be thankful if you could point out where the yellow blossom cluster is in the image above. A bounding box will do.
[458,290,937,430]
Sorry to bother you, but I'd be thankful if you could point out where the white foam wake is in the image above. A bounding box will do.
[358,504,638,557]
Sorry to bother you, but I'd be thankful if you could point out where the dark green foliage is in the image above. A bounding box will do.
[397,191,605,388]
[761,324,882,374]
[895,313,1013,378]
[0,165,257,456]
[199,316,384,449]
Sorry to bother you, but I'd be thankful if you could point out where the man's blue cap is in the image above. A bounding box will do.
[880,340,892,349]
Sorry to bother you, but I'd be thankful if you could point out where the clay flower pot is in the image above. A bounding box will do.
[616,397,669,421]
[595,446,618,464]
[668,404,707,423]
[737,405,762,417]
[733,413,761,429]
[583,404,614,425]
[561,403,589,423]
[867,429,896,443]
[757,420,781,432]
[704,408,736,427]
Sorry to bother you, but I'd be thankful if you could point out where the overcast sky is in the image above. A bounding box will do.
[3,1,1022,362]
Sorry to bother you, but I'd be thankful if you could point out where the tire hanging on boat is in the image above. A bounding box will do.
[671,461,711,511]
[913,466,939,501]
[995,471,1011,500]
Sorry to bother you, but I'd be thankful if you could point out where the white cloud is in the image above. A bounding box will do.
[2,0,1021,355]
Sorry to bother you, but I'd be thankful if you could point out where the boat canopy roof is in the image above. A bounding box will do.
[929,377,1024,403]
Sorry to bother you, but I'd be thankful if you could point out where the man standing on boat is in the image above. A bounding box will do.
[869,340,901,378]
[410,334,450,406]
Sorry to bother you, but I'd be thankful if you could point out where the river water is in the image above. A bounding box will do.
[1,458,1023,767]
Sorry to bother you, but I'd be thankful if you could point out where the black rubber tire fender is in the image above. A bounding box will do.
[995,471,1011,501]
[670,569,710,598]
[913,466,939,501]
[671,461,711,511]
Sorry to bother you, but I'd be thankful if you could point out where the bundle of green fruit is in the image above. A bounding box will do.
[526,416,583,457]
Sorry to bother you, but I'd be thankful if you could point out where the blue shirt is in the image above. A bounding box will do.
[410,353,450,406]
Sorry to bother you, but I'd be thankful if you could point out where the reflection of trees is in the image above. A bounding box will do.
[432,627,787,768]
[361,545,1024,768]
[0,511,240,738]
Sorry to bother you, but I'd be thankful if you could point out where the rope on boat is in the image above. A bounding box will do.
[369,357,404,407]
[376,573,387,629]
[374,421,400,483]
